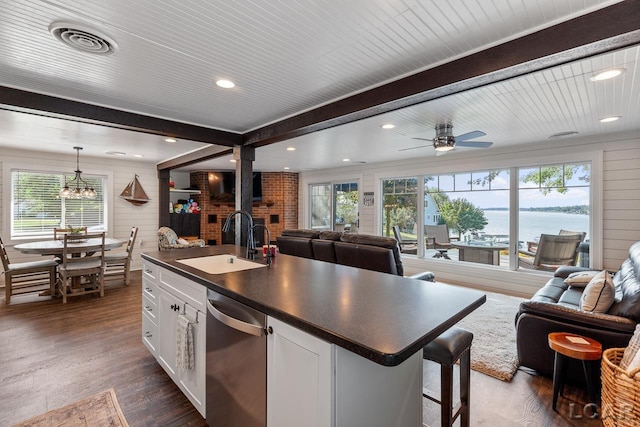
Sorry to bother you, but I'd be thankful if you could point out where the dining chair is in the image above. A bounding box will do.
[1,234,58,304]
[392,225,417,254]
[53,227,87,240]
[104,226,138,285]
[57,231,105,303]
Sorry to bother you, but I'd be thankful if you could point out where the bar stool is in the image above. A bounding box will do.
[423,326,473,427]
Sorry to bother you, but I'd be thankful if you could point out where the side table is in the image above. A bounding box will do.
[548,332,603,411]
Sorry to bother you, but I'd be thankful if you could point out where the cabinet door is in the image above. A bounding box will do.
[157,287,179,379]
[178,310,206,417]
[267,316,333,427]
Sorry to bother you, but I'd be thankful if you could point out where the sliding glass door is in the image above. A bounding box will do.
[309,182,358,232]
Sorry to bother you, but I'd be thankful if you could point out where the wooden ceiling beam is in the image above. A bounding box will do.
[243,0,640,147]
[0,86,242,147]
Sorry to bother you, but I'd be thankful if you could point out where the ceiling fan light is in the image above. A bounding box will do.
[433,135,455,151]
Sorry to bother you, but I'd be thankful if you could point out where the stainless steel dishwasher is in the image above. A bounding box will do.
[206,289,267,427]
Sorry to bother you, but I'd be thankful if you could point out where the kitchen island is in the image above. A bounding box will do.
[141,245,485,426]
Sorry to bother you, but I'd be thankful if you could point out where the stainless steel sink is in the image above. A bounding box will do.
[176,255,266,274]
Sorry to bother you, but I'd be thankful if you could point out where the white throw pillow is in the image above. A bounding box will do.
[579,270,615,313]
[564,271,599,287]
[177,238,189,245]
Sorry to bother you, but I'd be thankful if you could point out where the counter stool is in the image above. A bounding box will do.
[423,326,473,427]
[548,332,602,411]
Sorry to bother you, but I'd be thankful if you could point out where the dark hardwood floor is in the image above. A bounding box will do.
[1,272,603,426]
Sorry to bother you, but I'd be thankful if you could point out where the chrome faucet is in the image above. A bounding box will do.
[222,210,255,258]
[252,223,272,267]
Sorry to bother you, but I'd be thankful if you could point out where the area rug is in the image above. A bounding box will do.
[455,291,525,382]
[12,388,129,427]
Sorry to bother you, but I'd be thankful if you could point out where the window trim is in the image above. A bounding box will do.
[3,162,113,245]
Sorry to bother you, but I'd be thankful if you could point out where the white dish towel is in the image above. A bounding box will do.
[176,314,194,370]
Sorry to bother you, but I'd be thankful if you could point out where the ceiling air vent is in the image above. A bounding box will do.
[49,22,117,55]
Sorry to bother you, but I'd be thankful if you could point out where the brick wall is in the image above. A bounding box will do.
[191,171,298,245]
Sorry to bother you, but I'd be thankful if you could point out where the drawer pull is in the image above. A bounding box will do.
[144,331,152,338]
[144,306,152,312]
[145,269,153,274]
[145,287,153,293]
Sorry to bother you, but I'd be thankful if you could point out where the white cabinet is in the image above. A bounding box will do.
[267,316,333,427]
[266,316,422,427]
[142,261,207,418]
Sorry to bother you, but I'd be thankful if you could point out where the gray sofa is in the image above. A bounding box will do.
[276,229,434,281]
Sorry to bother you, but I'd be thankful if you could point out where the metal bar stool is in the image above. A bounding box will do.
[423,326,473,427]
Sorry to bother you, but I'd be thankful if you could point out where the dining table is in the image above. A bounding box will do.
[14,237,124,256]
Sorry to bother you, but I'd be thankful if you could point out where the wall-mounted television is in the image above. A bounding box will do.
[208,171,262,202]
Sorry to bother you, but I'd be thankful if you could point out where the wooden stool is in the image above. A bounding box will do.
[548,332,602,411]
[423,326,473,427]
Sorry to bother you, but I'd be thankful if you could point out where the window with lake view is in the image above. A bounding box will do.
[380,161,591,271]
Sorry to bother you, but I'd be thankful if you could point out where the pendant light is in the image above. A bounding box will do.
[60,147,96,199]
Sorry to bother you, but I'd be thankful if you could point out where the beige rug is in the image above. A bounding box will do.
[12,388,129,427]
[455,291,525,381]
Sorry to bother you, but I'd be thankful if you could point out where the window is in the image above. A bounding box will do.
[381,177,418,239]
[309,181,359,232]
[381,161,591,271]
[11,168,107,239]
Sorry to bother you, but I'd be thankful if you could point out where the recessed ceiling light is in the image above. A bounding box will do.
[283,167,290,170]
[342,158,350,162]
[590,68,625,82]
[165,138,177,143]
[286,147,296,151]
[549,131,579,138]
[600,116,621,123]
[381,124,395,129]
[105,151,126,156]
[216,79,235,88]
[133,154,144,158]
[230,159,236,163]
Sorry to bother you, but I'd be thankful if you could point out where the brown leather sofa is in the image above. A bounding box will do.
[515,241,640,380]
[276,229,435,280]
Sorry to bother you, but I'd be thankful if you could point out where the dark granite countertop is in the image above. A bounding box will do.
[142,245,486,366]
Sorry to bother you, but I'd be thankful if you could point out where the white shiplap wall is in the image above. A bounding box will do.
[0,147,160,287]
[299,130,640,298]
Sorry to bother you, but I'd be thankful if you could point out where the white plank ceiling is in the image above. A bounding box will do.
[0,0,636,171]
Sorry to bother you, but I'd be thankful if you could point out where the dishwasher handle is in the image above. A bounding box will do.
[207,299,266,337]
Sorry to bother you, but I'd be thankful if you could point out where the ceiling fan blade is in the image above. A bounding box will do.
[411,137,431,141]
[455,141,493,148]
[454,130,486,141]
[399,144,430,152]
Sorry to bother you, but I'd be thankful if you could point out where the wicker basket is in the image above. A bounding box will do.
[601,347,640,426]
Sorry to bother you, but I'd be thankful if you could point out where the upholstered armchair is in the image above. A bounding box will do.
[157,227,205,250]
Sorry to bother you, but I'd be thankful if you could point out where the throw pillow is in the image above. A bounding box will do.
[579,270,615,313]
[620,324,640,371]
[177,238,189,245]
[564,271,599,287]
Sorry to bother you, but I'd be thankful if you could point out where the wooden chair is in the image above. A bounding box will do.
[57,232,105,303]
[518,233,583,271]
[1,234,58,304]
[392,225,417,254]
[104,226,138,285]
[425,224,457,259]
[53,227,87,240]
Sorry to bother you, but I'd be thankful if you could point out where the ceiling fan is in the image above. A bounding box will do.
[400,124,493,155]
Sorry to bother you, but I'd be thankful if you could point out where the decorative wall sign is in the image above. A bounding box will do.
[363,192,374,206]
